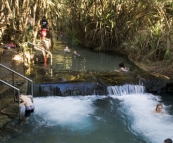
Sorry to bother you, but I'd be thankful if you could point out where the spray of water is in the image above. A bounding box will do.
[108,85,173,143]
[34,95,106,131]
[32,84,173,143]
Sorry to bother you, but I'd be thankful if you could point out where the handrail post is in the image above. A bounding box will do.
[12,60,15,101]
[25,42,53,76]
[18,90,21,120]
[0,63,34,101]
[0,79,21,120]
[12,72,15,101]
[31,81,34,103]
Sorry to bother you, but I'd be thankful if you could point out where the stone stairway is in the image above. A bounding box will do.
[0,47,28,127]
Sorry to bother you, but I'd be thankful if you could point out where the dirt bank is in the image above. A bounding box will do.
[134,61,173,80]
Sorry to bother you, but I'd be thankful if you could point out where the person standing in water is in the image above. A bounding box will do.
[64,46,71,53]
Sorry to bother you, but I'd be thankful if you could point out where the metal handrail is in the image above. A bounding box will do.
[25,42,53,76]
[0,63,33,97]
[0,79,21,119]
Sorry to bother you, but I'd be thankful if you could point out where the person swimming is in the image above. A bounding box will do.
[73,50,80,57]
[64,46,71,53]
[118,62,128,72]
[154,103,165,114]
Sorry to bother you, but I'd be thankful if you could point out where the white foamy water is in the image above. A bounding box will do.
[110,92,173,143]
[32,85,173,143]
[34,95,106,130]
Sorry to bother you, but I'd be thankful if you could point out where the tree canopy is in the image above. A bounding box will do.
[0,0,173,69]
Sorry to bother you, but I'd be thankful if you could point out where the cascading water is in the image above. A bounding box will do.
[107,84,145,96]
[107,84,173,143]
[6,84,173,143]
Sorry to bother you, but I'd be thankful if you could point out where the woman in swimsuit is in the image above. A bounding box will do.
[155,103,164,114]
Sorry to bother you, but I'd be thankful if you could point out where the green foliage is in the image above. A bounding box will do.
[68,30,82,45]
[1,0,173,69]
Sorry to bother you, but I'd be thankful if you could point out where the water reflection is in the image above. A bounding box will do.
[24,43,134,77]
[51,44,132,72]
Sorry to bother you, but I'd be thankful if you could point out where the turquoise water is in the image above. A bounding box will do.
[50,44,134,72]
[6,85,173,143]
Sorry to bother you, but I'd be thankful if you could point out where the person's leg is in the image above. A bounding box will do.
[25,110,31,117]
[30,108,34,113]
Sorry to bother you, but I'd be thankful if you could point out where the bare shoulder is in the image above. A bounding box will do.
[27,95,33,98]
[20,95,33,101]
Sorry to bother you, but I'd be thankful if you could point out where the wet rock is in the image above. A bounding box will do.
[32,69,172,95]
[37,68,47,75]
[0,115,12,128]
[16,81,24,86]
[33,81,106,96]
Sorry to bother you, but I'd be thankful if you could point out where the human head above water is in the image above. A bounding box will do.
[164,138,172,143]
[155,103,163,113]
[119,62,125,68]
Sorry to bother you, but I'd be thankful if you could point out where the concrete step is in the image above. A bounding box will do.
[0,114,12,128]
[0,85,9,97]
[1,102,19,118]
[0,94,14,110]
[0,99,19,128]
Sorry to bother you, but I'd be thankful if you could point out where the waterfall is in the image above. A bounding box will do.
[107,84,145,96]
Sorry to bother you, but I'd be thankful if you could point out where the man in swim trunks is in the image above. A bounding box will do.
[19,94,35,117]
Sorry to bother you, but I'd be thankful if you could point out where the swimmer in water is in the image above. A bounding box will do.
[73,50,80,57]
[118,62,128,72]
[154,103,165,114]
[64,46,71,53]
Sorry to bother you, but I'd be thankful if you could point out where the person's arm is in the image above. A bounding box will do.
[19,100,26,107]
